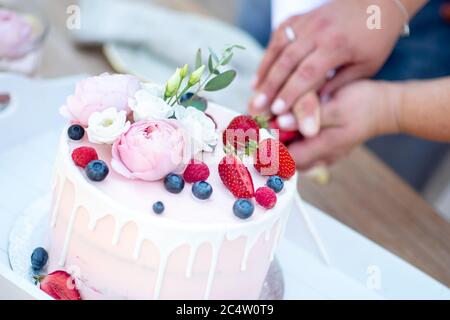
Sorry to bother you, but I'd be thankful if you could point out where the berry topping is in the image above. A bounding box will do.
[37,270,81,300]
[222,115,260,151]
[152,201,165,214]
[183,160,210,183]
[164,173,185,194]
[31,247,48,271]
[67,124,85,141]
[255,187,277,209]
[218,155,255,199]
[180,92,194,103]
[254,138,296,179]
[192,181,213,200]
[266,176,284,193]
[233,199,255,220]
[71,147,98,168]
[85,160,109,182]
[269,118,302,144]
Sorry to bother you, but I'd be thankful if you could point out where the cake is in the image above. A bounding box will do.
[44,48,298,299]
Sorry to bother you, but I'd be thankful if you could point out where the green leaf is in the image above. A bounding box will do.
[208,47,219,63]
[180,95,208,112]
[204,70,236,91]
[195,48,202,69]
[208,54,215,74]
[221,52,233,65]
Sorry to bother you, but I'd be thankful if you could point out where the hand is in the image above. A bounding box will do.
[288,80,399,170]
[249,0,405,134]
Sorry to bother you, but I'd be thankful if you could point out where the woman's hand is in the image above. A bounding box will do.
[248,0,407,134]
[288,80,399,170]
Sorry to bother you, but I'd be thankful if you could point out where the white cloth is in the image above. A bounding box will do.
[272,0,329,29]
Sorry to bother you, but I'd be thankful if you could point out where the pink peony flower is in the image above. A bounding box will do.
[0,9,34,59]
[111,120,191,181]
[61,73,141,126]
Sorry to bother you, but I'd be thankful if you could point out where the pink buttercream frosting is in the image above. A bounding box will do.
[0,9,34,59]
[111,119,191,181]
[61,73,141,126]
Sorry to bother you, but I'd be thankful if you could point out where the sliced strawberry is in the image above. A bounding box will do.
[222,115,260,151]
[38,270,81,300]
[218,155,255,198]
[254,138,296,179]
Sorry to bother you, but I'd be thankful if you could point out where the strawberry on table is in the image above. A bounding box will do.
[218,155,255,198]
[37,270,81,300]
[254,138,296,179]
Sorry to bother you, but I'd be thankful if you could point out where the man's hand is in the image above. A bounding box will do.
[248,0,410,135]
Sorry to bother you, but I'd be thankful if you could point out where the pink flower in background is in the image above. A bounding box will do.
[0,9,34,59]
[60,73,141,126]
[111,120,191,181]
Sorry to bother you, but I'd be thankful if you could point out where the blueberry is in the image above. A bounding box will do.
[85,160,109,182]
[180,92,194,103]
[164,173,185,194]
[233,199,255,220]
[266,176,284,193]
[192,181,213,200]
[152,201,165,214]
[31,247,48,271]
[67,124,85,140]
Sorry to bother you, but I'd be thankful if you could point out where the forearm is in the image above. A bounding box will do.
[387,78,450,142]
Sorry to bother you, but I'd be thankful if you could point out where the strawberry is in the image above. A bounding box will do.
[183,159,210,183]
[255,186,277,209]
[254,138,296,179]
[269,118,302,144]
[218,155,255,198]
[37,270,81,300]
[222,115,260,151]
[72,146,98,168]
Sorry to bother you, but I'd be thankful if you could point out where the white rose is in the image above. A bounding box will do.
[129,82,174,121]
[87,107,130,144]
[174,105,218,154]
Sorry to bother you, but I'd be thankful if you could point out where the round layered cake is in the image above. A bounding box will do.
[47,73,297,299]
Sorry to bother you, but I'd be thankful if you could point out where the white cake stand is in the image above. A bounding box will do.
[8,195,285,300]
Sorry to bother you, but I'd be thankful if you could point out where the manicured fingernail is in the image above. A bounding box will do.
[253,93,267,109]
[277,113,296,130]
[301,116,319,137]
[251,76,258,88]
[271,99,285,115]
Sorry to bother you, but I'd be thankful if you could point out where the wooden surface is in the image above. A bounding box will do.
[36,0,450,288]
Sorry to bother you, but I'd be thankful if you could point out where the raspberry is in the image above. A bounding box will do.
[254,186,277,209]
[72,147,98,168]
[183,160,210,183]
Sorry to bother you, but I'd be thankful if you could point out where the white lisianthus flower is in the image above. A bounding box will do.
[87,107,130,144]
[174,105,218,154]
[129,83,174,121]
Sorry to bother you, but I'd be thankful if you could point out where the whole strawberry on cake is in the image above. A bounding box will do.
[43,45,298,300]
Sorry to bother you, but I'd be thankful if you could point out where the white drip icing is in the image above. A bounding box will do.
[204,234,223,299]
[50,178,64,228]
[186,242,201,278]
[153,252,169,299]
[58,203,79,266]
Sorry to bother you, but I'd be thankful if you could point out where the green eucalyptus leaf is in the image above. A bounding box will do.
[208,54,215,74]
[195,48,202,69]
[204,70,236,91]
[180,95,208,112]
[221,52,233,65]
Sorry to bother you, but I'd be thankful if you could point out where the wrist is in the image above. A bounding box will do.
[379,82,404,135]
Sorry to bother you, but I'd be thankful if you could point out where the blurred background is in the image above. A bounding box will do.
[1,0,449,221]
